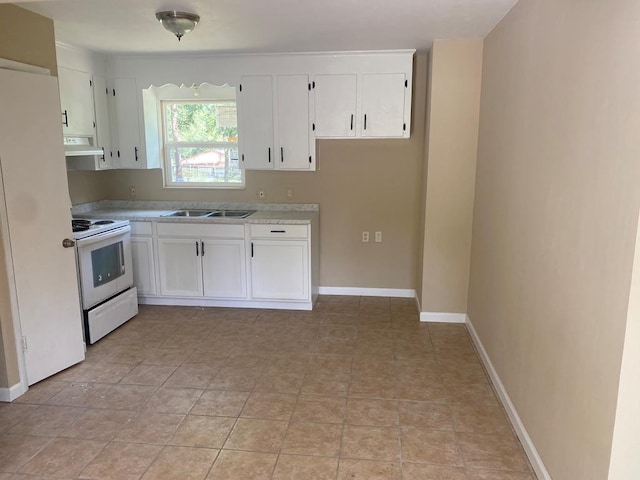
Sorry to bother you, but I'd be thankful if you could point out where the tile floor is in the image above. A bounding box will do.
[0,296,536,479]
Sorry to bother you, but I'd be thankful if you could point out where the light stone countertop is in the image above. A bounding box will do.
[71,200,318,225]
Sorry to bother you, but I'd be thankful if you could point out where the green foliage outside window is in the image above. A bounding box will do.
[163,101,242,186]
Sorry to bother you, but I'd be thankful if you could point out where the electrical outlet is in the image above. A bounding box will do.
[375,231,383,243]
[257,189,265,199]
[129,185,136,197]
[362,231,370,243]
[287,187,294,200]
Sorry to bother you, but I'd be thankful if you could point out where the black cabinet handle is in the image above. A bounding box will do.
[364,114,367,130]
[134,147,139,161]
[62,110,68,127]
[196,241,199,256]
[280,147,284,163]
[101,147,105,161]
[350,114,354,131]
[201,241,205,257]
[268,147,271,163]
[270,230,286,233]
[251,242,254,257]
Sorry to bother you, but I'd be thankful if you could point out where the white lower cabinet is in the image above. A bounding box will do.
[249,224,311,301]
[202,239,247,298]
[130,222,157,296]
[156,223,247,299]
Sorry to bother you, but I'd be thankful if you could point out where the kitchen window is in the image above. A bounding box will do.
[161,100,243,187]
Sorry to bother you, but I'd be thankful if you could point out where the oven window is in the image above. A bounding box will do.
[91,242,125,287]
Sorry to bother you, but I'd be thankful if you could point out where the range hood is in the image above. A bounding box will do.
[64,135,104,157]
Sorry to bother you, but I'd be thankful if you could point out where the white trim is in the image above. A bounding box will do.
[420,312,467,323]
[0,382,27,402]
[139,296,313,311]
[318,287,416,298]
[466,316,552,480]
[0,151,29,401]
[0,58,50,76]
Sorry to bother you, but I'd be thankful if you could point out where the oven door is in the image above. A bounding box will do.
[76,225,134,309]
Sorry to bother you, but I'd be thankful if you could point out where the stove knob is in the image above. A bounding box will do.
[62,238,75,248]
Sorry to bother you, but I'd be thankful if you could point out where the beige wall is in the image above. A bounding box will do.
[468,0,640,478]
[0,4,57,76]
[0,5,58,389]
[69,54,428,289]
[418,39,483,313]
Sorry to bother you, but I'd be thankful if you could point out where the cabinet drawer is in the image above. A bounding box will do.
[157,222,245,239]
[250,224,309,239]
[130,221,152,236]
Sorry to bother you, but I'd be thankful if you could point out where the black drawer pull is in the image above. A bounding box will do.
[270,230,286,233]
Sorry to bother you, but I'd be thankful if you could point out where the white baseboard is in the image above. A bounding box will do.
[0,382,26,402]
[420,312,467,323]
[318,287,416,298]
[466,316,551,480]
[138,296,313,311]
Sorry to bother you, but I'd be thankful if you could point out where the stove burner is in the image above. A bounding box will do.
[93,220,115,225]
[73,225,89,232]
[72,219,92,226]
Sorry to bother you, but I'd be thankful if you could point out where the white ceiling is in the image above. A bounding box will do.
[12,0,519,55]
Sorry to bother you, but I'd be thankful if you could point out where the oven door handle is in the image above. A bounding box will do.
[75,225,131,247]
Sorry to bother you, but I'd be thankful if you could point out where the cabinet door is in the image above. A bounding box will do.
[361,73,407,138]
[131,236,156,295]
[238,76,274,170]
[313,74,357,137]
[157,237,203,297]
[276,75,312,170]
[201,239,247,298]
[58,66,95,136]
[251,240,309,300]
[112,78,143,168]
[92,76,113,170]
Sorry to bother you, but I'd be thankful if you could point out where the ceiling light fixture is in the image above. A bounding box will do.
[155,11,200,42]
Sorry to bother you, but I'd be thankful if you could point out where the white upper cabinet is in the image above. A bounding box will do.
[111,78,145,168]
[313,72,409,139]
[239,74,313,171]
[313,74,357,137]
[58,66,95,136]
[361,73,408,138]
[276,75,313,170]
[92,76,113,169]
[238,76,275,170]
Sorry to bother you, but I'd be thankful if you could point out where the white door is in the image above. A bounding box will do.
[157,237,203,296]
[0,68,85,385]
[113,78,143,168]
[276,75,311,170]
[251,240,309,300]
[202,239,247,298]
[313,74,357,137]
[361,73,407,138]
[238,76,274,169]
[131,236,156,295]
[92,75,113,169]
[58,66,95,136]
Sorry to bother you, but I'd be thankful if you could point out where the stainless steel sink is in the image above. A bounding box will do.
[161,209,256,218]
[208,210,256,219]
[161,210,213,217]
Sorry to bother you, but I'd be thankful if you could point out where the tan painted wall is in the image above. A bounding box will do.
[69,54,428,289]
[0,4,57,76]
[0,5,58,389]
[468,0,640,478]
[418,39,483,313]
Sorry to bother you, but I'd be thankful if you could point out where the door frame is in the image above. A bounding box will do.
[0,59,53,401]
[0,157,29,401]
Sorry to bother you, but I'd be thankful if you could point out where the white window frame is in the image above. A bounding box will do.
[161,98,244,189]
